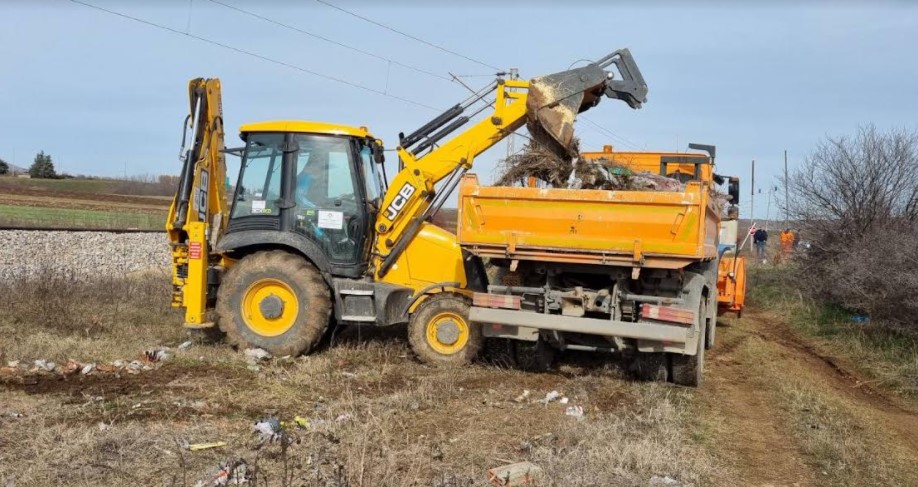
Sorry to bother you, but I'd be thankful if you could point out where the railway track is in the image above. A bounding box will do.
[0,225,162,234]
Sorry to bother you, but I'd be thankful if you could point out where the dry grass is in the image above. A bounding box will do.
[0,274,718,486]
[748,266,918,398]
[739,339,918,486]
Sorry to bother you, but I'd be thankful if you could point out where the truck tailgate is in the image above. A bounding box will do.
[457,174,718,268]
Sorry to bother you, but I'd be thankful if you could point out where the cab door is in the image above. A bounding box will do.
[291,134,370,270]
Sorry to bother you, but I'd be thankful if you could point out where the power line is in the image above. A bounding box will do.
[312,0,646,151]
[579,116,642,151]
[68,0,440,112]
[208,0,454,84]
[314,0,502,72]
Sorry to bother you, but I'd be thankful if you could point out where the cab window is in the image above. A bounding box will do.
[293,134,362,263]
[358,143,383,202]
[231,133,284,218]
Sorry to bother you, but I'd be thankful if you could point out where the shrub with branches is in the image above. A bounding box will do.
[787,125,918,329]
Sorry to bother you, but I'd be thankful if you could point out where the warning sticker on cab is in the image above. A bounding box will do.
[188,242,203,260]
[318,210,344,229]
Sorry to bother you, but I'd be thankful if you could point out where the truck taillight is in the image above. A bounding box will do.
[472,292,521,310]
[640,304,696,325]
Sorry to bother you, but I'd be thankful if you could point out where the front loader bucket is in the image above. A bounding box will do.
[526,48,647,159]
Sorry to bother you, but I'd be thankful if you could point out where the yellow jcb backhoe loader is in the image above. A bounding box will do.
[167,49,648,364]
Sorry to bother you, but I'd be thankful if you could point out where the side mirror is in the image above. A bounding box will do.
[728,177,740,204]
[371,139,385,164]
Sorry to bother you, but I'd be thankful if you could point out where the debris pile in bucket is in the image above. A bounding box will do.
[494,139,685,192]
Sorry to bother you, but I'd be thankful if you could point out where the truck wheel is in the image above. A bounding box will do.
[632,353,668,382]
[669,300,706,387]
[705,294,716,350]
[513,339,557,372]
[216,250,331,357]
[408,293,481,367]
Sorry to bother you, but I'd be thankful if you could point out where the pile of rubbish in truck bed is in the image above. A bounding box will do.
[494,139,684,191]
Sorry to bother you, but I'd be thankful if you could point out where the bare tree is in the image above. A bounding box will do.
[786,125,918,329]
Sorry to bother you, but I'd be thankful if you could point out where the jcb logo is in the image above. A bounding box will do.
[384,183,415,221]
[195,169,209,222]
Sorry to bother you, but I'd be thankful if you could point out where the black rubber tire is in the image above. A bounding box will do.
[705,294,716,350]
[669,300,706,387]
[216,250,331,357]
[408,293,481,367]
[513,340,557,372]
[481,338,517,368]
[631,353,669,382]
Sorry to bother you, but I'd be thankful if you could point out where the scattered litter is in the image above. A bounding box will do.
[196,459,250,486]
[80,363,96,375]
[126,360,145,374]
[62,359,82,375]
[648,475,683,486]
[178,340,193,349]
[559,397,570,405]
[97,422,109,431]
[244,348,272,364]
[246,365,261,372]
[487,461,544,486]
[539,391,562,405]
[564,405,585,420]
[340,371,358,379]
[292,415,310,429]
[96,364,117,374]
[253,418,284,443]
[6,360,19,368]
[513,390,530,403]
[335,413,352,423]
[187,441,228,452]
[850,314,870,324]
[144,348,172,363]
[33,359,56,372]
[112,359,127,368]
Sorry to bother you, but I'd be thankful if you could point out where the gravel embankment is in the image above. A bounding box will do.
[0,230,171,281]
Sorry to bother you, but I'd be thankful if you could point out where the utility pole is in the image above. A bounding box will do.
[750,159,755,252]
[505,67,518,160]
[784,149,789,226]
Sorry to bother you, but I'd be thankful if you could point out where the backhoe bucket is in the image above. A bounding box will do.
[526,48,647,159]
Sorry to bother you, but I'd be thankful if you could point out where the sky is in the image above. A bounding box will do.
[1,0,917,218]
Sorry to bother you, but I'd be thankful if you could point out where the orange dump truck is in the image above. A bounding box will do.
[458,144,741,386]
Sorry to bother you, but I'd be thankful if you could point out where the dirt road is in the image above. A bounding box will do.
[701,310,918,486]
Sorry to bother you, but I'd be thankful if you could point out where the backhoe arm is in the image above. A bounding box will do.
[374,49,647,277]
[166,78,227,327]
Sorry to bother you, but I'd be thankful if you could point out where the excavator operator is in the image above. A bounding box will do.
[295,152,326,210]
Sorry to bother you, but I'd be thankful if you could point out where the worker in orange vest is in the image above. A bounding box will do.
[779,228,794,261]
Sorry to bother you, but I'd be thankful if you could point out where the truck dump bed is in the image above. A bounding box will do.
[456,174,719,269]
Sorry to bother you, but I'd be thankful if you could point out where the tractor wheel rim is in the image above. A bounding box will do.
[426,311,469,355]
[241,278,299,337]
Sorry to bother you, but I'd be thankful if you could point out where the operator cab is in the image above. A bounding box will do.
[227,121,386,275]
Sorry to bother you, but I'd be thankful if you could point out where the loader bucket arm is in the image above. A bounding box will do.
[527,48,647,158]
